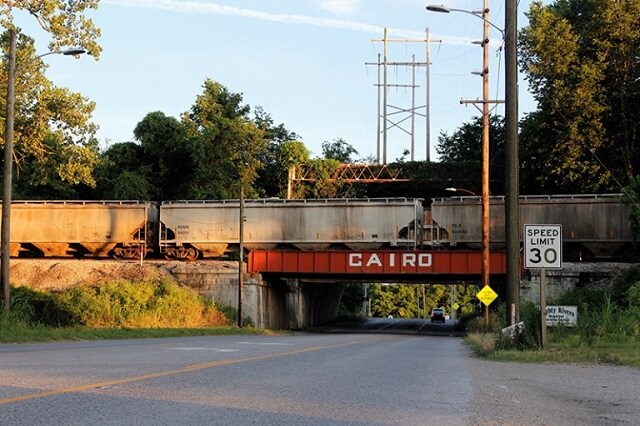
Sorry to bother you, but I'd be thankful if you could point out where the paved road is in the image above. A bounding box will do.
[325,316,461,335]
[0,329,638,425]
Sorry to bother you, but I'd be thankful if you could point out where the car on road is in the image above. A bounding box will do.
[430,308,446,323]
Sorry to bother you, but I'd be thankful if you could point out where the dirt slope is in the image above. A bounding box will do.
[9,259,177,292]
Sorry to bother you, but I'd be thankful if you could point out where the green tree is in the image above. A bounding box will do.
[134,111,192,201]
[304,158,342,198]
[1,0,102,195]
[252,107,305,198]
[519,0,640,192]
[322,138,358,163]
[13,132,99,199]
[181,79,268,199]
[264,140,310,198]
[370,284,420,318]
[92,142,150,200]
[369,283,479,319]
[436,115,505,195]
[0,1,102,58]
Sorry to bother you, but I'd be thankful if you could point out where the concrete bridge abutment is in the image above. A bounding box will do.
[171,263,344,330]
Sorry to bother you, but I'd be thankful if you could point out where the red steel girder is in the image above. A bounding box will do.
[293,164,411,183]
[248,250,508,275]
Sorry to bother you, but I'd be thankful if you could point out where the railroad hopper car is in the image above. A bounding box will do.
[7,201,155,259]
[159,198,424,260]
[428,194,634,260]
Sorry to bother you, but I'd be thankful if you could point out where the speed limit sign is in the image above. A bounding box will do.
[524,224,563,269]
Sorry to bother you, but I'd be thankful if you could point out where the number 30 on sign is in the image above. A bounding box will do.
[524,224,563,269]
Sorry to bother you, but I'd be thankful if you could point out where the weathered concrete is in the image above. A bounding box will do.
[282,279,345,329]
[170,263,283,329]
[170,264,345,330]
[520,262,639,304]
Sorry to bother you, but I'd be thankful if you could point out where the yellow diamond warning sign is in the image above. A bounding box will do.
[477,285,498,306]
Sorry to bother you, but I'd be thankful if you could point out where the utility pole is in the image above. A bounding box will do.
[504,0,521,325]
[238,185,244,328]
[1,30,86,312]
[1,28,16,312]
[458,0,503,320]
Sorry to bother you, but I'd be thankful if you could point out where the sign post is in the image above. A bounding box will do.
[524,224,563,348]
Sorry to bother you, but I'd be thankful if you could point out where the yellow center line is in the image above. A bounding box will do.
[0,336,394,405]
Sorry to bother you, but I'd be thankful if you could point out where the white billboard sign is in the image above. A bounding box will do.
[546,305,577,327]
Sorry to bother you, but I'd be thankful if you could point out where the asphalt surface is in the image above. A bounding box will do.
[0,320,638,425]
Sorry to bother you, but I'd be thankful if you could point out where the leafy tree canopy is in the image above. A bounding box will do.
[1,31,100,194]
[435,115,505,195]
[0,0,102,58]
[368,284,478,319]
[1,1,101,196]
[94,80,302,201]
[322,138,358,163]
[134,111,192,200]
[180,79,270,199]
[519,0,640,192]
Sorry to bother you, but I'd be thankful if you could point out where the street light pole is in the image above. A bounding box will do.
[2,28,86,312]
[427,1,496,326]
[2,27,17,312]
[480,0,491,327]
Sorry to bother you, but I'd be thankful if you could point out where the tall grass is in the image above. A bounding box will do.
[1,279,232,334]
[57,278,230,328]
[464,272,640,367]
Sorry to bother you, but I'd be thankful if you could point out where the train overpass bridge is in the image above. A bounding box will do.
[171,249,634,330]
[166,250,511,330]
[213,250,509,329]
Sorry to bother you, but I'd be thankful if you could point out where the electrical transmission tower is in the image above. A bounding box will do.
[367,28,440,164]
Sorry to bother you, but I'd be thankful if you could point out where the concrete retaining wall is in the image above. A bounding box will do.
[170,263,344,329]
[520,262,639,304]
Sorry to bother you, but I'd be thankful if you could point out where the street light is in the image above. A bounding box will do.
[425,5,505,38]
[427,1,495,326]
[445,187,477,196]
[2,27,87,311]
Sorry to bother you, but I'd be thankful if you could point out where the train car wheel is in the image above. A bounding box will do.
[184,247,199,261]
[112,248,124,259]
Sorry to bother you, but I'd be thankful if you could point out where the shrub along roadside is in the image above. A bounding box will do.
[0,280,276,343]
[463,273,640,368]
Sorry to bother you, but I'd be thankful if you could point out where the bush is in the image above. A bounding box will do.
[612,266,640,306]
[6,286,75,327]
[518,301,542,348]
[626,282,640,307]
[457,312,481,332]
[215,303,254,327]
[464,332,496,356]
[56,278,230,328]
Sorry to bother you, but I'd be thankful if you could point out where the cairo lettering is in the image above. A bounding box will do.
[348,252,432,268]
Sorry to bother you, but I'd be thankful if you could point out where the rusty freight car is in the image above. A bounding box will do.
[158,198,424,260]
[7,201,155,259]
[428,194,634,260]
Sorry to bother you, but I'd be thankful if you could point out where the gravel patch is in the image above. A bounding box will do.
[467,357,640,425]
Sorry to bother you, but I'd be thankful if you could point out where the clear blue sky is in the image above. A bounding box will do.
[15,0,538,162]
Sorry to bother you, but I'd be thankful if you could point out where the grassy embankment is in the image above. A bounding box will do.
[0,279,279,343]
[463,271,640,368]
